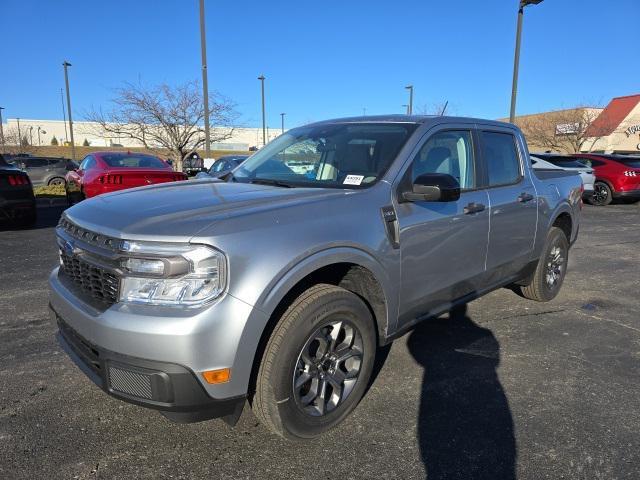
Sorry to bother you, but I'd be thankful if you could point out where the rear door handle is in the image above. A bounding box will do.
[518,192,534,203]
[464,202,485,215]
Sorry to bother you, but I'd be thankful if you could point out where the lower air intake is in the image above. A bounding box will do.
[108,366,153,400]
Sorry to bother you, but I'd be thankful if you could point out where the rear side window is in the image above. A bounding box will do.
[480,131,521,187]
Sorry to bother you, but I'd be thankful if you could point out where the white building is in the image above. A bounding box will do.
[1,118,284,151]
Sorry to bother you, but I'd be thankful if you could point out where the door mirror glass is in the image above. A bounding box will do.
[403,173,460,202]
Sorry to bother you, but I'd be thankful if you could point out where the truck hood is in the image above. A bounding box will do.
[64,179,348,241]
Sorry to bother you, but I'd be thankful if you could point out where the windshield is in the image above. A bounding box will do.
[614,157,640,168]
[232,123,418,188]
[101,154,168,168]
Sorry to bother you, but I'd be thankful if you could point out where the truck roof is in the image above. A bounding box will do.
[307,114,515,129]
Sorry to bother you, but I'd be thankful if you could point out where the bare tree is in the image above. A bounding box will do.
[517,106,617,153]
[416,101,454,116]
[86,81,238,171]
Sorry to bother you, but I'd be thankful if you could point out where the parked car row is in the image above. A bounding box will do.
[532,153,640,206]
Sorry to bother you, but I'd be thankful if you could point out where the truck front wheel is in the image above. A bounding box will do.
[251,284,376,439]
[518,227,569,302]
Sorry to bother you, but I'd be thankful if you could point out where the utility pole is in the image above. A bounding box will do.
[0,107,5,150]
[199,0,211,156]
[63,61,76,160]
[510,0,544,123]
[60,88,68,142]
[17,118,22,151]
[258,75,266,146]
[280,113,285,134]
[405,85,414,115]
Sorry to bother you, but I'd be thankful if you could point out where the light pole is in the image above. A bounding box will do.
[199,0,211,156]
[258,75,266,147]
[0,107,5,150]
[509,0,543,123]
[405,85,414,115]
[17,118,21,150]
[37,127,46,146]
[63,61,76,160]
[280,113,285,134]
[60,88,68,142]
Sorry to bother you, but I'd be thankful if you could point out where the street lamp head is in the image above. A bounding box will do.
[520,0,543,7]
[405,85,413,90]
[63,61,72,67]
[258,75,265,81]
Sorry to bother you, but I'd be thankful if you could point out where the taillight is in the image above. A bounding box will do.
[99,174,123,184]
[623,170,638,177]
[7,174,29,186]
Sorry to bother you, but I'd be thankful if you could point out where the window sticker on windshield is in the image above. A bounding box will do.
[343,175,364,186]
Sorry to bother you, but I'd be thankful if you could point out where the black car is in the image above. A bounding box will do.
[0,154,36,226]
[182,152,206,176]
[196,155,249,179]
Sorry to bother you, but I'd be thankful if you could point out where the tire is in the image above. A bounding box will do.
[48,177,65,186]
[589,181,612,206]
[252,284,376,439]
[518,227,569,302]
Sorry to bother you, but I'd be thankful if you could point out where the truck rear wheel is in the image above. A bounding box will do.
[519,227,569,302]
[251,284,376,439]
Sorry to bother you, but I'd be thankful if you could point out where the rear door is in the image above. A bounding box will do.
[395,126,490,324]
[479,128,537,280]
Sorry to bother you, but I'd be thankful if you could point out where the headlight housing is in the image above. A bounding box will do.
[119,242,227,307]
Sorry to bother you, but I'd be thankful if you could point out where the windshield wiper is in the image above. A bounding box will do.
[249,178,294,188]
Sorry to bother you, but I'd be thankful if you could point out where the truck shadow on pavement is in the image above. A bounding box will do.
[407,304,516,480]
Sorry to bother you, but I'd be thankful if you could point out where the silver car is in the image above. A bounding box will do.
[531,153,595,196]
[49,116,582,439]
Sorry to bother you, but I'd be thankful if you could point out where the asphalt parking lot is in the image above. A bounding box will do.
[1,203,639,479]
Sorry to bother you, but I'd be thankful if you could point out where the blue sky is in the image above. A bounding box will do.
[0,0,637,129]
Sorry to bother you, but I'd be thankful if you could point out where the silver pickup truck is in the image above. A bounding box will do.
[49,115,582,439]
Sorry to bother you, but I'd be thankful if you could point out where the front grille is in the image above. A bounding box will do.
[60,251,120,306]
[108,366,154,400]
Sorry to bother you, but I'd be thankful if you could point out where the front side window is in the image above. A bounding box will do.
[79,156,93,170]
[25,158,49,168]
[233,123,418,188]
[411,130,475,189]
[480,131,521,187]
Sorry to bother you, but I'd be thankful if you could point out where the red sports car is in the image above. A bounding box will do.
[571,154,640,206]
[65,152,187,204]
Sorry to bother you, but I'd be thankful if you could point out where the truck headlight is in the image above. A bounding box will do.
[119,244,227,306]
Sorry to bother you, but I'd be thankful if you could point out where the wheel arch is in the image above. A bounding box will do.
[245,249,395,398]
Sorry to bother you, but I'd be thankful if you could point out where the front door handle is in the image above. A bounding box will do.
[518,192,534,203]
[464,202,486,215]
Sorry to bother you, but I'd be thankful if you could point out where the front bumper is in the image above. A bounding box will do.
[49,266,267,402]
[53,308,245,423]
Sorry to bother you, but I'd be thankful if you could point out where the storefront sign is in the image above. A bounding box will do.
[625,124,640,137]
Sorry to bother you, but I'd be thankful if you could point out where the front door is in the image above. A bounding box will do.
[396,128,489,325]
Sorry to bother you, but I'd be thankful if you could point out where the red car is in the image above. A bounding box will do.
[570,154,640,206]
[65,152,187,204]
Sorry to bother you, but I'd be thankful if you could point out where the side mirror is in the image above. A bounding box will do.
[403,173,461,202]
